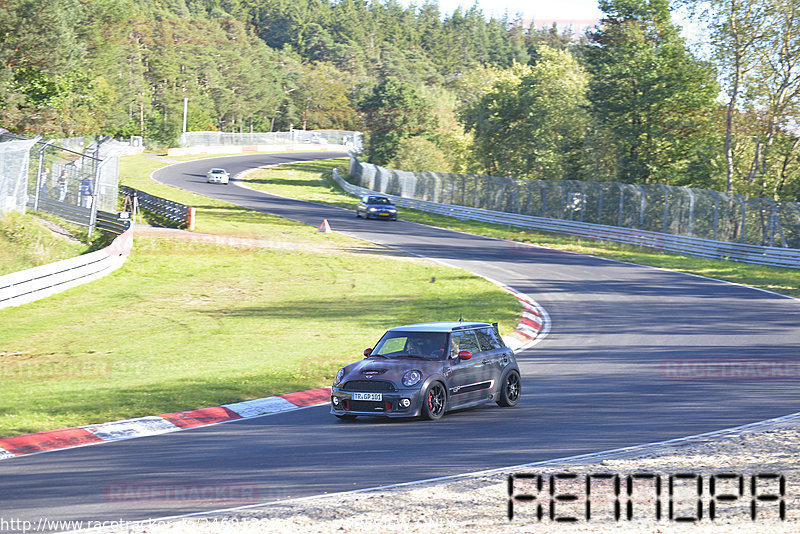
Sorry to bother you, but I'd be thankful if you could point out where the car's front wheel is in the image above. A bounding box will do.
[497,370,521,407]
[421,382,446,420]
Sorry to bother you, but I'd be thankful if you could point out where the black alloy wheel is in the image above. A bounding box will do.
[421,382,446,420]
[497,370,521,407]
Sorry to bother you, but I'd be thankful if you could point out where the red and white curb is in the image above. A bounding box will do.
[499,285,549,353]
[0,387,331,460]
[0,287,548,461]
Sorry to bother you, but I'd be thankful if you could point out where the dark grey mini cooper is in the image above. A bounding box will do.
[330,321,521,420]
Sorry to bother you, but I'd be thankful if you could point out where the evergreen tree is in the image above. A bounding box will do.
[586,0,720,184]
[360,77,436,165]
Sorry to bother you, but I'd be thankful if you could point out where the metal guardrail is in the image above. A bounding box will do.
[0,228,134,310]
[32,199,130,235]
[347,156,800,250]
[332,169,800,269]
[178,129,363,152]
[120,186,195,229]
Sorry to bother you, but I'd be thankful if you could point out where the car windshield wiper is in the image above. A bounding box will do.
[368,354,388,358]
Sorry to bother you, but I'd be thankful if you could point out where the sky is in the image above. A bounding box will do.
[405,0,604,27]
[399,0,704,45]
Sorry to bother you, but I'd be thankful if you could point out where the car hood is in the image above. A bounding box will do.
[344,357,444,383]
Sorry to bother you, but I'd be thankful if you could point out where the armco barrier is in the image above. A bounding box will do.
[30,199,131,235]
[167,142,352,158]
[120,186,194,229]
[0,227,133,310]
[333,169,800,269]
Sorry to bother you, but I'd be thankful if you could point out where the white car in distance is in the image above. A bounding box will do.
[206,168,230,184]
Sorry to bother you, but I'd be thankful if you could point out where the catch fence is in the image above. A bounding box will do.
[348,156,800,250]
[1,134,134,234]
[179,129,363,152]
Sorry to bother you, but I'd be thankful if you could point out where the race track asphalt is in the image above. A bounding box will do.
[1,152,798,530]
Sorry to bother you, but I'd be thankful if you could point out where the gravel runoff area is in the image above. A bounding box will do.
[91,412,800,534]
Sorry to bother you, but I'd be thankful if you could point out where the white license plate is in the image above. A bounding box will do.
[353,392,382,401]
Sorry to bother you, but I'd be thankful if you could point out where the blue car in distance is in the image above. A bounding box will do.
[356,195,398,221]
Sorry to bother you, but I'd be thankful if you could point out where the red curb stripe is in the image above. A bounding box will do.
[160,407,242,429]
[0,428,103,456]
[281,387,332,407]
[510,330,537,341]
[520,317,542,330]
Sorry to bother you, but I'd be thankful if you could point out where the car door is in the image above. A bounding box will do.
[475,327,511,395]
[446,329,492,406]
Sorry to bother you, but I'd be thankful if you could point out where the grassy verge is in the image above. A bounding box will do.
[243,159,800,298]
[0,154,519,437]
[0,213,89,276]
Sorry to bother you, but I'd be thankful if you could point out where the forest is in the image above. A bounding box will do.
[1,0,799,202]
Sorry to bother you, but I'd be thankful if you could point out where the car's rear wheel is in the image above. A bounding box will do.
[334,414,357,421]
[421,382,446,420]
[497,370,521,407]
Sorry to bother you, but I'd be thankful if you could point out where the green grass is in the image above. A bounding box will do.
[0,213,89,276]
[4,150,795,438]
[243,160,800,299]
[0,154,520,437]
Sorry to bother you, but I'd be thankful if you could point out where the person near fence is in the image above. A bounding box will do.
[57,170,68,202]
[80,175,94,208]
[38,171,48,200]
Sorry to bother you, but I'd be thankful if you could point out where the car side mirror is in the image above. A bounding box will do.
[458,350,473,360]
[363,348,373,358]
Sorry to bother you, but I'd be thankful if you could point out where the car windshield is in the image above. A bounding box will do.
[372,331,448,360]
[211,169,225,173]
[369,197,391,205]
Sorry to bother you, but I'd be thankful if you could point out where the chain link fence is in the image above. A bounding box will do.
[349,156,800,249]
[0,137,40,215]
[179,129,363,152]
[1,133,134,232]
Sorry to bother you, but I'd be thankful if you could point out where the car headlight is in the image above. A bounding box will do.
[368,207,377,212]
[388,209,396,213]
[334,368,345,385]
[402,370,423,387]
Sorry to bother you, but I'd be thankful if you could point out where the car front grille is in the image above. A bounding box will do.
[343,380,396,392]
[347,400,387,412]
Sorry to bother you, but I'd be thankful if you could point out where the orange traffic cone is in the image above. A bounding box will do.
[317,219,332,233]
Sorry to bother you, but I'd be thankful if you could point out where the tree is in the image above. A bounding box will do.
[290,62,356,130]
[388,136,452,172]
[360,77,436,165]
[686,0,800,201]
[586,0,720,184]
[459,63,532,176]
[0,0,87,134]
[461,48,592,180]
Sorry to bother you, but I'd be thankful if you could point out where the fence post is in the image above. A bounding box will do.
[597,186,604,225]
[540,181,547,218]
[634,184,645,229]
[659,184,669,234]
[579,181,586,222]
[684,186,695,237]
[33,141,48,212]
[735,193,746,243]
[710,190,719,241]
